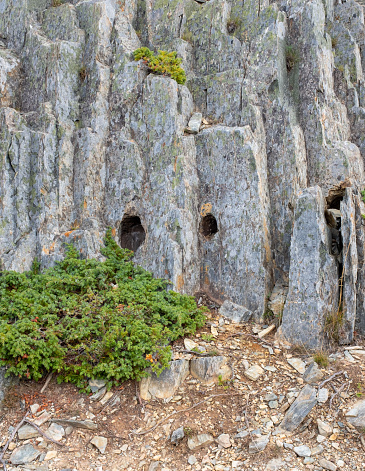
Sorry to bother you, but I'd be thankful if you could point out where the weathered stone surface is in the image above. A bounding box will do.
[248,435,270,454]
[317,419,332,437]
[345,399,365,429]
[190,356,231,386]
[1,0,365,345]
[287,358,306,374]
[171,426,184,445]
[10,444,40,465]
[219,301,252,323]
[185,112,202,134]
[281,187,339,349]
[140,360,189,400]
[317,388,329,404]
[90,436,108,454]
[244,364,264,381]
[294,445,311,457]
[18,424,40,440]
[280,385,317,432]
[303,362,324,384]
[187,433,214,451]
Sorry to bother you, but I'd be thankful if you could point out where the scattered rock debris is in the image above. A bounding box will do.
[1,307,365,471]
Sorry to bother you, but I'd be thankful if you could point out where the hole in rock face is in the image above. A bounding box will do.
[120,215,146,252]
[200,214,218,239]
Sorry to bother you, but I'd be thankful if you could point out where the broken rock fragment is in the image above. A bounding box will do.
[187,433,214,450]
[10,444,41,465]
[140,360,189,400]
[279,385,317,432]
[190,356,231,386]
[185,112,202,134]
[219,300,252,323]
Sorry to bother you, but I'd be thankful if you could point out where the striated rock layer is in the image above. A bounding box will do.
[1,0,365,348]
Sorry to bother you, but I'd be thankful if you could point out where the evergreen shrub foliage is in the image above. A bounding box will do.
[134,47,187,85]
[0,230,205,390]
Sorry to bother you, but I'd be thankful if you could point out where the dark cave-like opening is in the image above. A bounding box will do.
[120,215,146,252]
[200,214,218,240]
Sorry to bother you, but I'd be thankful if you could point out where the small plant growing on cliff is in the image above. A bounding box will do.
[227,16,241,35]
[79,66,87,82]
[0,230,206,390]
[52,0,64,6]
[285,45,300,72]
[133,47,187,85]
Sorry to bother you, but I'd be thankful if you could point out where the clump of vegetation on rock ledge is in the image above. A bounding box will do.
[0,230,206,390]
[133,47,187,85]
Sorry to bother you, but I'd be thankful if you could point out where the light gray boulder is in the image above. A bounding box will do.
[219,300,252,323]
[140,360,190,400]
[190,356,231,386]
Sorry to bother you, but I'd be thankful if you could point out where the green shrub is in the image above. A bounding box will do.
[133,47,187,85]
[52,0,64,6]
[0,230,206,390]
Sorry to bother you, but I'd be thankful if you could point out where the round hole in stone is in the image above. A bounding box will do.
[200,214,218,239]
[120,215,146,252]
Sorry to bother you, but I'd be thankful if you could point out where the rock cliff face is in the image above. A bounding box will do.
[1,0,365,348]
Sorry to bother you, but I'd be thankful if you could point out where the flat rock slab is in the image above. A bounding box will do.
[287,358,306,374]
[294,445,311,457]
[318,458,337,471]
[18,424,40,440]
[31,410,51,426]
[345,399,365,429]
[10,444,41,465]
[279,385,317,432]
[51,419,97,430]
[249,435,269,453]
[190,356,231,386]
[219,300,252,323]
[91,436,108,454]
[244,364,264,381]
[188,433,214,450]
[303,362,324,384]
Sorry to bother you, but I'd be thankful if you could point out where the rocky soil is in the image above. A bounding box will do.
[1,306,365,471]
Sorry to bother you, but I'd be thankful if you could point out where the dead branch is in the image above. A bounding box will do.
[329,383,347,409]
[24,419,65,447]
[317,371,345,393]
[0,411,29,471]
[130,392,244,436]
[40,372,53,394]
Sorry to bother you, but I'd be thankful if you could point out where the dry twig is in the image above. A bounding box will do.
[40,372,53,394]
[24,419,65,447]
[329,383,347,409]
[0,411,29,471]
[317,371,345,393]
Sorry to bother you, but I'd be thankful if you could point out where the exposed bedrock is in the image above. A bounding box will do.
[1,0,365,346]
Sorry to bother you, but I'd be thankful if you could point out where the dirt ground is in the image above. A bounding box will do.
[1,305,365,471]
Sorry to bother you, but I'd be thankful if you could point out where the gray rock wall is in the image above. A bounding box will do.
[1,0,365,346]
